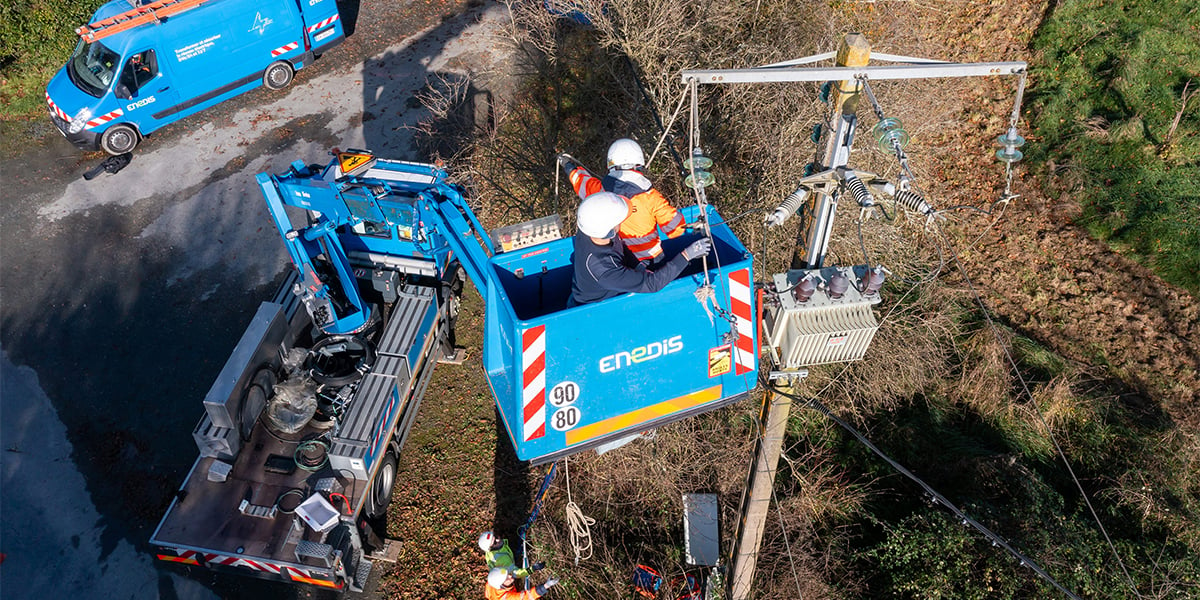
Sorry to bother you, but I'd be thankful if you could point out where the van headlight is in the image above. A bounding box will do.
[67,108,92,134]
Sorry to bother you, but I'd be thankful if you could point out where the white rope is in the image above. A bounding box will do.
[563,457,595,565]
[647,85,691,170]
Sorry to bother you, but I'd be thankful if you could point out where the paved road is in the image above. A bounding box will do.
[0,2,511,597]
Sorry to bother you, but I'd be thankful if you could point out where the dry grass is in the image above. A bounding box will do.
[408,1,1200,597]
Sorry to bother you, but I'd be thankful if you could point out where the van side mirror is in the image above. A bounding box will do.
[114,84,132,100]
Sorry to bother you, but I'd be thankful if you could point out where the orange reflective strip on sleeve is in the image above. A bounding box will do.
[621,234,664,260]
[660,211,685,237]
[568,168,603,199]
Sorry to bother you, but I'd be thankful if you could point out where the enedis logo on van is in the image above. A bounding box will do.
[599,335,683,373]
[127,96,155,112]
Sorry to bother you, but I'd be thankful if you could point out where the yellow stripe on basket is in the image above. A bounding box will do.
[565,385,722,446]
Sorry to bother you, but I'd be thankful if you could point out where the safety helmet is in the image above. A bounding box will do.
[577,192,630,239]
[487,567,511,589]
[607,138,645,170]
[478,531,495,552]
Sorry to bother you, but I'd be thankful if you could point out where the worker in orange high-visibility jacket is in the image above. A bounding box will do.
[558,138,686,263]
[486,567,560,600]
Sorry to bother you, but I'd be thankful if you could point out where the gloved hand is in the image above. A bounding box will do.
[557,153,580,175]
[682,237,712,260]
[531,561,546,572]
[544,577,560,589]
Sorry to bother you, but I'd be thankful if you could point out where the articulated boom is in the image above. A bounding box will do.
[256,154,494,336]
[258,149,759,465]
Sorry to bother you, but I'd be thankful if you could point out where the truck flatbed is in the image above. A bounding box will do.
[152,275,449,589]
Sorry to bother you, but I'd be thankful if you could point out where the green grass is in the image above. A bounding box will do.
[0,0,104,120]
[1027,0,1200,293]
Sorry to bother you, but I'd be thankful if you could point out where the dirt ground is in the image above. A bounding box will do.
[902,0,1200,427]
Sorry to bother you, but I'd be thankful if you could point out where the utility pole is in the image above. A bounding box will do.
[791,33,870,270]
[680,35,1026,599]
[727,35,869,600]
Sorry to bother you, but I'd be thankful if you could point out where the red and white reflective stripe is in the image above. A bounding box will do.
[204,553,282,574]
[271,41,300,57]
[45,92,69,121]
[307,14,339,33]
[521,325,547,442]
[728,268,756,375]
[84,108,124,130]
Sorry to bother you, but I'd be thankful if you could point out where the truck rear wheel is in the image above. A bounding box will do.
[263,61,294,90]
[100,124,139,155]
[364,450,397,520]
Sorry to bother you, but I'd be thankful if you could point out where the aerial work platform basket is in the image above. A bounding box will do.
[482,204,758,464]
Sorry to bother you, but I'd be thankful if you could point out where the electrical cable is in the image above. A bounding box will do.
[276,488,306,514]
[329,492,351,515]
[295,438,330,471]
[337,468,359,510]
[647,85,692,172]
[934,222,1145,599]
[770,464,806,600]
[764,376,1086,600]
[624,54,689,180]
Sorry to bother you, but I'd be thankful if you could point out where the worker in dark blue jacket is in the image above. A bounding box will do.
[568,192,711,307]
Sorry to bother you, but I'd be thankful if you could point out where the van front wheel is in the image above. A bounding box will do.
[100,124,139,155]
[264,61,294,91]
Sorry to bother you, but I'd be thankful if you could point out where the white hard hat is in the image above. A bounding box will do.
[487,567,511,589]
[478,531,495,552]
[577,192,630,238]
[607,138,645,170]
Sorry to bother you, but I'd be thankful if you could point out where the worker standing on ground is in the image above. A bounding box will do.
[477,531,545,575]
[568,192,712,307]
[558,138,686,263]
[486,567,559,600]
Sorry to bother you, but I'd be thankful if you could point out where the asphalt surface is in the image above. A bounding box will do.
[0,1,510,597]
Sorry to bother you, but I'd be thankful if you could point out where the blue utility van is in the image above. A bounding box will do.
[45,0,345,154]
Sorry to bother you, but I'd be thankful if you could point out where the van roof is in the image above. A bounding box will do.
[80,0,215,43]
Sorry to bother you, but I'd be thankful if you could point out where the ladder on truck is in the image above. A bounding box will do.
[77,0,213,43]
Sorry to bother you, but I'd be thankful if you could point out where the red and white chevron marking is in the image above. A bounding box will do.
[204,553,283,574]
[271,41,299,57]
[84,108,124,130]
[728,268,756,375]
[307,14,339,33]
[45,92,69,121]
[521,325,547,442]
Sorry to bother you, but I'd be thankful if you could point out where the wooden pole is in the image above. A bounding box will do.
[731,33,870,599]
[789,33,871,270]
[728,387,794,600]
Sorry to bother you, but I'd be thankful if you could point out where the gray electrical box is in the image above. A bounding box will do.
[683,493,720,567]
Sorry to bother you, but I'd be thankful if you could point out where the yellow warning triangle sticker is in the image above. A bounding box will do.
[337,151,376,176]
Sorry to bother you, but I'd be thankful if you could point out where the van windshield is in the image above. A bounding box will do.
[67,39,120,97]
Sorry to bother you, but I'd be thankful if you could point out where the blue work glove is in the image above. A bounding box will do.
[536,577,560,595]
[531,561,546,572]
[682,237,713,260]
[557,153,580,176]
